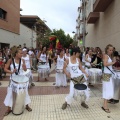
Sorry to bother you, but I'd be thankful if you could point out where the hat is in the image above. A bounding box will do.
[22,48,27,51]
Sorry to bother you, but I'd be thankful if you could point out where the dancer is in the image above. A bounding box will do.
[22,48,35,87]
[4,47,32,116]
[62,48,89,110]
[102,44,116,113]
[37,46,49,81]
[55,49,67,88]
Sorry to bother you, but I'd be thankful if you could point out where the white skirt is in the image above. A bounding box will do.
[55,73,67,87]
[4,81,31,108]
[102,77,113,100]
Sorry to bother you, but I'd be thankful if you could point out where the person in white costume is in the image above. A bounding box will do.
[55,49,67,87]
[37,46,49,81]
[4,48,32,116]
[64,49,70,81]
[85,49,93,86]
[62,48,89,110]
[102,44,116,113]
[22,48,35,87]
[64,49,70,60]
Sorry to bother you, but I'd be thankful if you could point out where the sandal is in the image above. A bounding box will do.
[62,102,67,110]
[45,78,48,81]
[31,83,35,86]
[101,107,110,113]
[81,102,89,109]
[26,106,32,112]
[4,110,12,116]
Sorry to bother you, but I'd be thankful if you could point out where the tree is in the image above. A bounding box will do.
[36,19,51,48]
[51,29,73,48]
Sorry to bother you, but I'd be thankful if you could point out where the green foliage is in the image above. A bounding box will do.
[51,29,73,48]
[37,28,73,48]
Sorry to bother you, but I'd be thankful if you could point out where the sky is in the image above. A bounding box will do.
[20,0,80,37]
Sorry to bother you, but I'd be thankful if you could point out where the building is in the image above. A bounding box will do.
[76,0,120,51]
[0,0,20,48]
[20,15,51,48]
[0,0,51,49]
[76,0,87,47]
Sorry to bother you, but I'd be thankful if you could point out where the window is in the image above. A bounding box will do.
[0,8,7,20]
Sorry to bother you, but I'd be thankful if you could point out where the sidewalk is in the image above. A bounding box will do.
[0,64,120,120]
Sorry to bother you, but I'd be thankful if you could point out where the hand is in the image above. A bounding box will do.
[85,73,89,78]
[12,68,17,74]
[22,64,27,71]
[39,60,43,62]
[67,73,71,78]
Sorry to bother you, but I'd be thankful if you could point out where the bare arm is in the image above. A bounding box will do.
[85,54,90,62]
[103,55,115,67]
[37,51,42,61]
[53,55,58,64]
[63,59,71,78]
[78,58,88,77]
[4,59,17,74]
[22,59,27,71]
[29,55,32,67]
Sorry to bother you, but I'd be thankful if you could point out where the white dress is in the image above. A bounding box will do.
[102,55,114,99]
[64,53,70,73]
[22,55,33,85]
[38,53,50,78]
[4,59,31,108]
[22,54,30,69]
[85,54,91,74]
[65,58,89,104]
[40,53,47,62]
[55,55,67,87]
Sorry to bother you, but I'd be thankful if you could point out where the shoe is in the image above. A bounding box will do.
[62,102,67,110]
[4,110,12,116]
[101,107,110,113]
[26,106,32,112]
[31,83,35,86]
[81,102,89,108]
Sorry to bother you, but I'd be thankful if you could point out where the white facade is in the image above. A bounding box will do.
[0,23,37,48]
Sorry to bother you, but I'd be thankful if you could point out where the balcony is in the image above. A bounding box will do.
[87,12,100,24]
[93,0,114,12]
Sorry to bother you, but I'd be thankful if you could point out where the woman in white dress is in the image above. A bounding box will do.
[85,49,93,86]
[102,44,116,113]
[37,47,49,81]
[85,49,92,70]
[22,48,35,87]
[62,48,89,110]
[4,48,32,116]
[54,49,67,87]
[65,49,70,60]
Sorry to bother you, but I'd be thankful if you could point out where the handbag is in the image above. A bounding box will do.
[102,66,115,82]
[102,73,112,82]
[71,75,86,85]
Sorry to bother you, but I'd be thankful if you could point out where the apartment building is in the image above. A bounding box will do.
[0,0,37,48]
[76,0,120,51]
[0,0,20,48]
